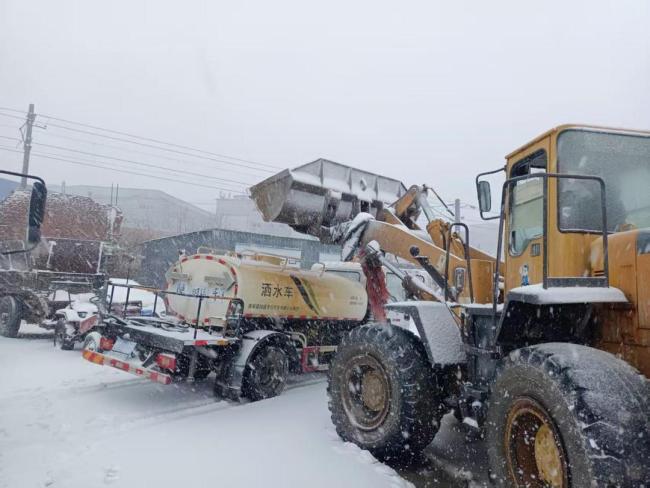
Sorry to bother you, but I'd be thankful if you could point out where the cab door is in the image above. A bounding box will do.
[504,142,549,293]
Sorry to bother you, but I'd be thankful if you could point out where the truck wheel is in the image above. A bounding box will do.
[82,332,103,351]
[486,343,650,487]
[0,296,23,338]
[328,324,443,460]
[242,345,288,401]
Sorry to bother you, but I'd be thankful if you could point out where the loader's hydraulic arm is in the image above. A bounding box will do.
[357,219,463,301]
[321,184,493,303]
[385,185,494,263]
[362,240,442,302]
[249,160,496,305]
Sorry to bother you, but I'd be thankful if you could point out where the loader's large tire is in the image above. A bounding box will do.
[242,345,288,401]
[0,296,23,338]
[328,324,444,461]
[486,343,650,487]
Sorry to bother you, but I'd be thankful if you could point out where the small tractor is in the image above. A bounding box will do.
[250,129,650,487]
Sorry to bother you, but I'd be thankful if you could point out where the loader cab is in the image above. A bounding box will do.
[476,125,650,376]
[504,148,547,290]
[475,125,650,295]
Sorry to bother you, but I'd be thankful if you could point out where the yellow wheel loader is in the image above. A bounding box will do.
[250,128,650,487]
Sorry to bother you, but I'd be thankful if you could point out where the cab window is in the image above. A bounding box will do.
[508,151,546,256]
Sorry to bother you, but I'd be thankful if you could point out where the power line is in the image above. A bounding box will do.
[0,134,23,147]
[0,145,246,194]
[32,129,264,182]
[424,201,454,221]
[38,114,281,170]
[30,140,250,187]
[427,187,455,217]
[39,112,281,169]
[37,121,277,174]
[29,147,247,192]
[0,112,28,122]
[2,106,281,170]
[0,108,279,175]
[0,106,26,114]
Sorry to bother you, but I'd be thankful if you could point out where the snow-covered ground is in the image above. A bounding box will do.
[0,327,410,488]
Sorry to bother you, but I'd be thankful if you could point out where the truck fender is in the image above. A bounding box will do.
[385,302,466,366]
[223,330,300,397]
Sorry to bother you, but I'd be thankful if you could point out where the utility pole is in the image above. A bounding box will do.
[454,198,461,223]
[20,103,36,188]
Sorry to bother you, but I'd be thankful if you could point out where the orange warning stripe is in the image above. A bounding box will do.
[82,350,172,385]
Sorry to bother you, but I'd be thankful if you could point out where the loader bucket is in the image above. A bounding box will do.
[250,158,407,235]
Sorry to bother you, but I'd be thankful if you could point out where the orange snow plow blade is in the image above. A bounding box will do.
[82,349,172,385]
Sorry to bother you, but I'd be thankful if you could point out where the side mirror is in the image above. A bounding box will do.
[477,180,491,213]
[27,181,47,245]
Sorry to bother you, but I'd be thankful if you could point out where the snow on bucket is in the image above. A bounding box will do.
[249,158,407,236]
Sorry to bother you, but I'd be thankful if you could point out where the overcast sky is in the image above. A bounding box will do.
[1,0,649,211]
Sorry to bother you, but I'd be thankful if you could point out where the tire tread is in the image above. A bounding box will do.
[327,324,443,459]
[487,343,649,487]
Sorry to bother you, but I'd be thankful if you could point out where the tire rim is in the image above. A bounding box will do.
[84,338,98,351]
[255,347,287,393]
[504,396,568,487]
[341,354,391,431]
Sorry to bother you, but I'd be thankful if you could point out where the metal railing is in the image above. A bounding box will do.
[105,281,243,339]
[491,172,610,319]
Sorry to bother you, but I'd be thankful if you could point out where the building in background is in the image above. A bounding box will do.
[51,185,308,242]
[213,195,310,238]
[51,184,214,238]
